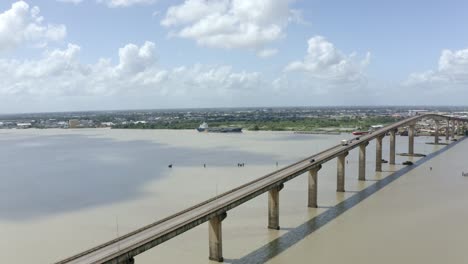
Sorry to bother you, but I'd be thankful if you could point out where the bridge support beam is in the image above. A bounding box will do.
[358,142,368,181]
[308,165,322,208]
[209,212,227,262]
[434,121,439,144]
[268,183,284,230]
[408,124,415,155]
[337,152,349,192]
[375,135,384,172]
[389,129,396,165]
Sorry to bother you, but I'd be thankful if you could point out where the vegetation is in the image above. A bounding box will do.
[113,116,402,132]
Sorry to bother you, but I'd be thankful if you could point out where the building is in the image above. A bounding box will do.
[17,123,32,129]
[408,110,429,116]
[68,119,80,128]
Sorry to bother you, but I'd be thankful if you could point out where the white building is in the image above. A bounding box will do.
[17,123,32,129]
[408,110,429,116]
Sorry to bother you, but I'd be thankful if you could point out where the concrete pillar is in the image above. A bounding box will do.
[268,183,284,230]
[434,121,439,144]
[358,142,368,181]
[375,135,384,172]
[337,152,349,192]
[209,212,227,262]
[408,124,415,155]
[308,165,321,208]
[389,129,396,165]
[451,120,455,139]
[446,119,450,140]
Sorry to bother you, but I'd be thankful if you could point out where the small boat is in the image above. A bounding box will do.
[352,131,369,136]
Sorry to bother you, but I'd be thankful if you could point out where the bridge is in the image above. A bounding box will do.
[56,114,468,264]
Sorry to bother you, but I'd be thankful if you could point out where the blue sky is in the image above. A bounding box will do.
[0,0,467,113]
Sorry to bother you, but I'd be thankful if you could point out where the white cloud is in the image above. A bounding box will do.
[404,48,468,88]
[256,48,278,58]
[285,36,370,83]
[0,41,262,106]
[0,1,66,51]
[57,0,84,4]
[97,0,156,7]
[161,0,297,54]
[117,41,157,74]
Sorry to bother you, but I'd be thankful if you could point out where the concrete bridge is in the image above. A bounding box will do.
[56,114,468,264]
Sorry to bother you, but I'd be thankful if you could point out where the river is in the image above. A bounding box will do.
[0,129,455,263]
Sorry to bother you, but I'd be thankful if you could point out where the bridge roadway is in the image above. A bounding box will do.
[56,114,467,264]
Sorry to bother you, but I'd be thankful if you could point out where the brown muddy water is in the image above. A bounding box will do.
[0,129,464,263]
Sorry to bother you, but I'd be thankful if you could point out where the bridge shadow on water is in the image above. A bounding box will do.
[230,137,466,264]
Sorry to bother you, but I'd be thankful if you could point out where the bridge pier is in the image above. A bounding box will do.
[358,142,368,181]
[308,165,322,208]
[375,135,384,171]
[209,212,227,262]
[337,152,348,192]
[451,120,455,140]
[125,258,135,264]
[408,124,415,155]
[434,121,439,144]
[446,119,450,140]
[268,183,284,230]
[389,129,396,165]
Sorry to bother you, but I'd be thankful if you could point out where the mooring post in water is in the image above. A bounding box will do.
[308,165,322,208]
[389,129,396,165]
[435,120,439,144]
[376,135,384,171]
[209,212,227,262]
[268,183,284,230]
[408,123,415,155]
[358,142,369,181]
[337,152,349,192]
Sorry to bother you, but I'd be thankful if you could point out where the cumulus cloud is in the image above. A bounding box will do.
[285,36,370,83]
[404,48,468,88]
[0,1,66,51]
[161,0,298,54]
[0,41,262,102]
[97,0,156,7]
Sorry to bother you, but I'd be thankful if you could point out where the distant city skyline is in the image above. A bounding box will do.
[1,0,468,113]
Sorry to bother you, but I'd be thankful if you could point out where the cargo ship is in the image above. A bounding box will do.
[197,122,242,133]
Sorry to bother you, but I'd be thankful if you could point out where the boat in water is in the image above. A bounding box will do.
[197,122,242,133]
[352,131,369,136]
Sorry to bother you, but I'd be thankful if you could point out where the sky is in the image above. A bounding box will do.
[0,0,467,113]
